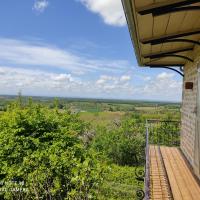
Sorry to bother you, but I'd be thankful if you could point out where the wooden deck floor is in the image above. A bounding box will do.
[149,145,200,200]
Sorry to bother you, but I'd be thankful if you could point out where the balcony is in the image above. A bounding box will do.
[144,120,200,200]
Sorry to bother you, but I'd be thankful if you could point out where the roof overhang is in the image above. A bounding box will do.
[122,0,200,67]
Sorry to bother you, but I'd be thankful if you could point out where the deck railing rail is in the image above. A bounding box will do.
[144,120,150,200]
[144,119,180,200]
[147,119,181,146]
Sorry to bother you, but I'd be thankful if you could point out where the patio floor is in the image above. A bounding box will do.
[149,145,200,200]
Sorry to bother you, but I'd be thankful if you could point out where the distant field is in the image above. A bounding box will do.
[0,95,181,122]
[79,111,124,127]
[136,106,161,111]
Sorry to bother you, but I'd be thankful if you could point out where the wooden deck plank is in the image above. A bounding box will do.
[149,145,172,200]
[162,147,193,199]
[173,148,200,198]
[156,146,200,200]
[159,147,182,200]
[169,147,194,199]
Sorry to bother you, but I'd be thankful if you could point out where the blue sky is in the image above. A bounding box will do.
[0,0,182,101]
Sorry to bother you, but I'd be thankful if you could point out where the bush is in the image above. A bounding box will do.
[91,117,145,166]
[0,102,104,199]
[98,164,140,200]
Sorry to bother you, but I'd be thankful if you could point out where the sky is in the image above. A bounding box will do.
[0,0,182,101]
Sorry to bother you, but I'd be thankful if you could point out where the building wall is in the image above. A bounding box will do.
[181,46,200,178]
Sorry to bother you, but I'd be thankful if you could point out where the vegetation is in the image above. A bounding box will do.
[0,95,180,116]
[91,116,145,166]
[148,119,180,146]
[79,112,124,127]
[98,165,141,200]
[0,101,104,199]
[0,95,181,199]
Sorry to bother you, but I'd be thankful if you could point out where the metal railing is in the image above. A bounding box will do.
[144,119,180,200]
[144,120,150,200]
[147,119,180,146]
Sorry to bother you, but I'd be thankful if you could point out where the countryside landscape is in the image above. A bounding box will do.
[3,0,199,199]
[0,95,180,199]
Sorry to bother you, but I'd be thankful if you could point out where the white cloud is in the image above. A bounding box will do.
[0,67,78,95]
[0,67,132,98]
[78,0,126,26]
[52,74,73,82]
[96,75,131,85]
[0,38,132,75]
[143,76,151,81]
[0,68,6,75]
[0,66,182,101]
[157,72,174,79]
[120,75,131,82]
[134,72,182,101]
[95,74,132,94]
[33,0,49,13]
[0,38,182,101]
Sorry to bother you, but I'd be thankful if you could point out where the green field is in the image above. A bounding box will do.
[79,111,125,127]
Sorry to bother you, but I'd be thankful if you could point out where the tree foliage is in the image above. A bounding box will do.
[0,102,104,199]
[91,116,145,166]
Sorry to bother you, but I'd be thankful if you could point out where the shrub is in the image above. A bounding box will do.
[0,102,104,199]
[91,117,145,166]
[98,164,140,200]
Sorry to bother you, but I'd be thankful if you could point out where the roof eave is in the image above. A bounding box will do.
[122,0,143,66]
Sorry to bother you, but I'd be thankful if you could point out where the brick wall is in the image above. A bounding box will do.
[181,46,200,177]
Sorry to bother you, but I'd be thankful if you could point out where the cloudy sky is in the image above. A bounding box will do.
[0,0,182,101]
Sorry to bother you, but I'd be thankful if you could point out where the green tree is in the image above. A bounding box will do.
[91,117,145,166]
[0,102,104,199]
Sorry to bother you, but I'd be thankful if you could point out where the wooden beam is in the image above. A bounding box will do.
[148,54,193,62]
[143,47,193,59]
[141,28,200,44]
[137,0,199,15]
[145,64,184,67]
[150,39,200,46]
[152,6,200,16]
